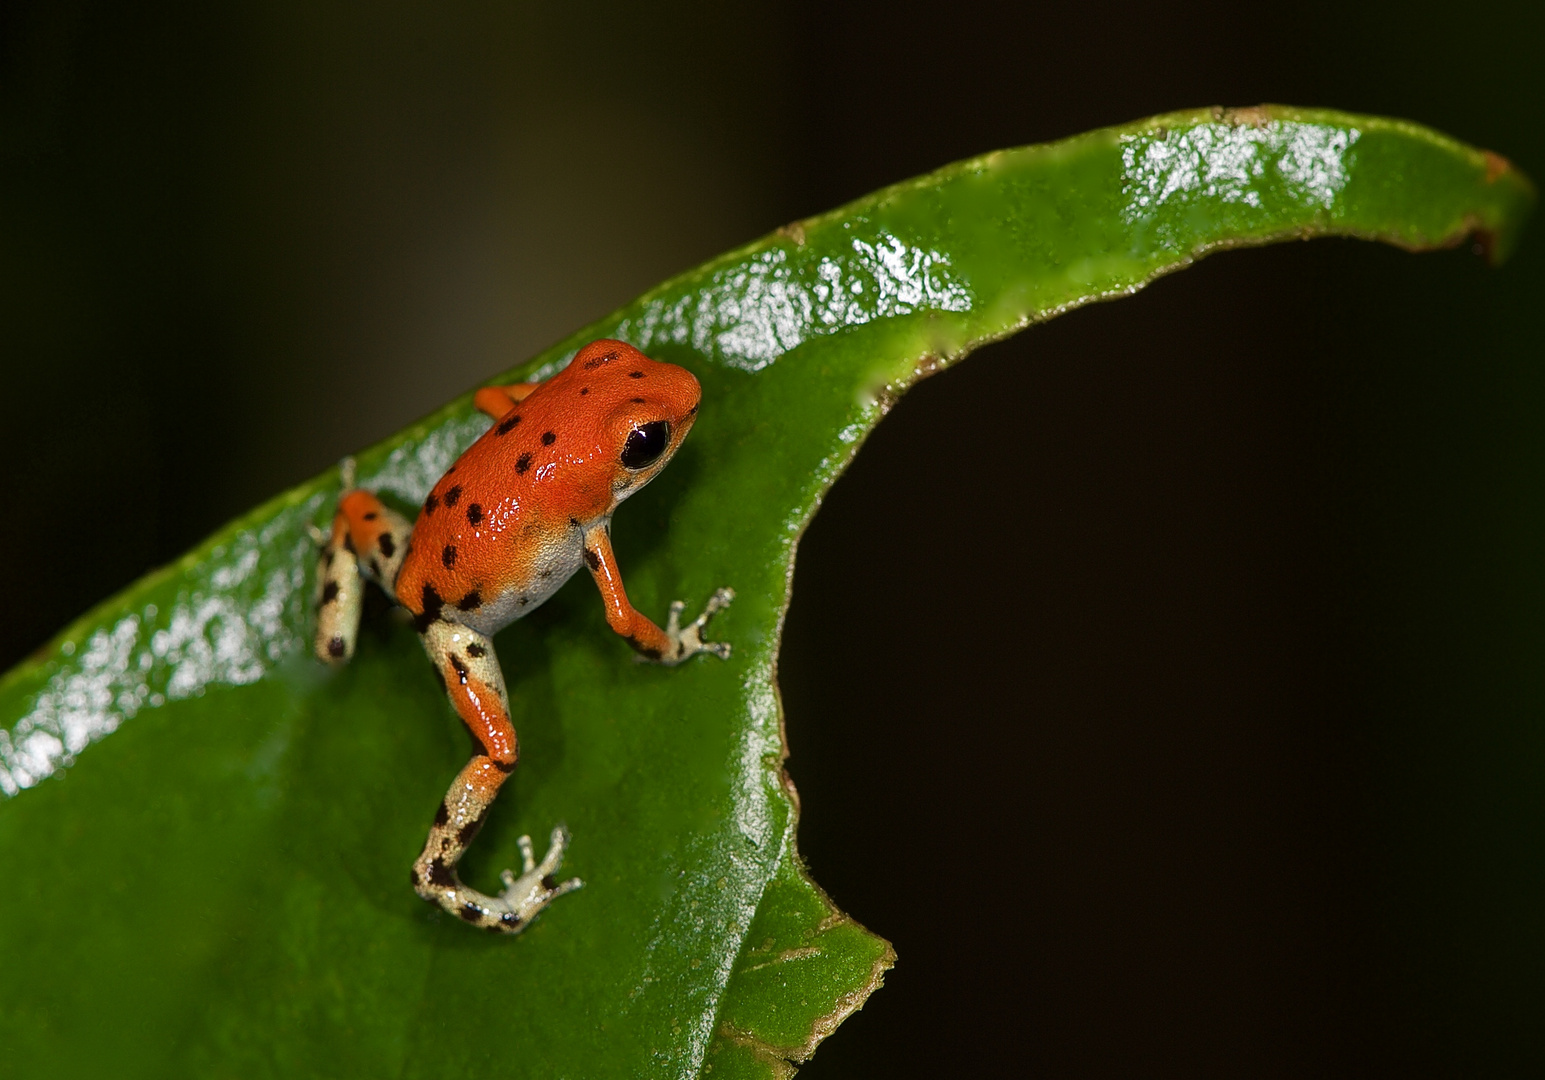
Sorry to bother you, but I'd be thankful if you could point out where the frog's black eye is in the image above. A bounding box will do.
[621,421,670,469]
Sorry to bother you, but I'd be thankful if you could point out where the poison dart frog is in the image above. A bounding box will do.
[312,339,732,933]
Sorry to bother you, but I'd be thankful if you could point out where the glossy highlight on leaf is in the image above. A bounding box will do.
[0,107,1531,1078]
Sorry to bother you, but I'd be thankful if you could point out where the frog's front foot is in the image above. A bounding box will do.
[662,587,734,664]
[497,826,584,925]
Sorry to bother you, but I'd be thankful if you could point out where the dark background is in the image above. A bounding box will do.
[3,2,1543,1076]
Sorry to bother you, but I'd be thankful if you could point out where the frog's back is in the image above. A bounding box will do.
[393,348,690,634]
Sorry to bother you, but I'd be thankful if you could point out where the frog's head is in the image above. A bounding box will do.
[552,339,702,503]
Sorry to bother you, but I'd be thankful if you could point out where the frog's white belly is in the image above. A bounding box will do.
[458,521,591,638]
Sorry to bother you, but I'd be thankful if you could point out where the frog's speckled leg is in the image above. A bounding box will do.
[411,620,581,933]
[338,489,412,589]
[314,515,364,664]
[313,480,413,664]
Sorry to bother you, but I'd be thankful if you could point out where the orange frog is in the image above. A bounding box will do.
[312,339,732,933]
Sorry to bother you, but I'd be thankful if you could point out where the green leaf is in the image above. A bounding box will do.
[706,843,894,1078]
[0,107,1530,1078]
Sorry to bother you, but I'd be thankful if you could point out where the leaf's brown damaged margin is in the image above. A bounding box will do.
[721,938,896,1064]
[695,520,898,1076]
[714,943,895,1076]
[834,107,1534,427]
[1215,107,1529,264]
[698,104,1534,1077]
[703,834,896,1076]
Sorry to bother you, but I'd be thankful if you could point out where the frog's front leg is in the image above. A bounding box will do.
[581,522,733,664]
[411,619,581,933]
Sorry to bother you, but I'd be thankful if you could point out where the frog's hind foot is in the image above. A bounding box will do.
[499,827,585,923]
[414,825,582,935]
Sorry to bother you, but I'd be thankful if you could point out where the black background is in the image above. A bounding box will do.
[3,2,1543,1075]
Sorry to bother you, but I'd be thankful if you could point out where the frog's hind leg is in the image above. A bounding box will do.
[411,620,582,933]
[314,514,364,664]
[314,467,414,664]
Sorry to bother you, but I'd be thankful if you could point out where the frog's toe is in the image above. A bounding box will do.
[514,832,538,875]
[700,586,735,618]
[497,825,584,923]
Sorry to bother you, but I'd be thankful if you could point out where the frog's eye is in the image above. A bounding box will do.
[621,421,670,469]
